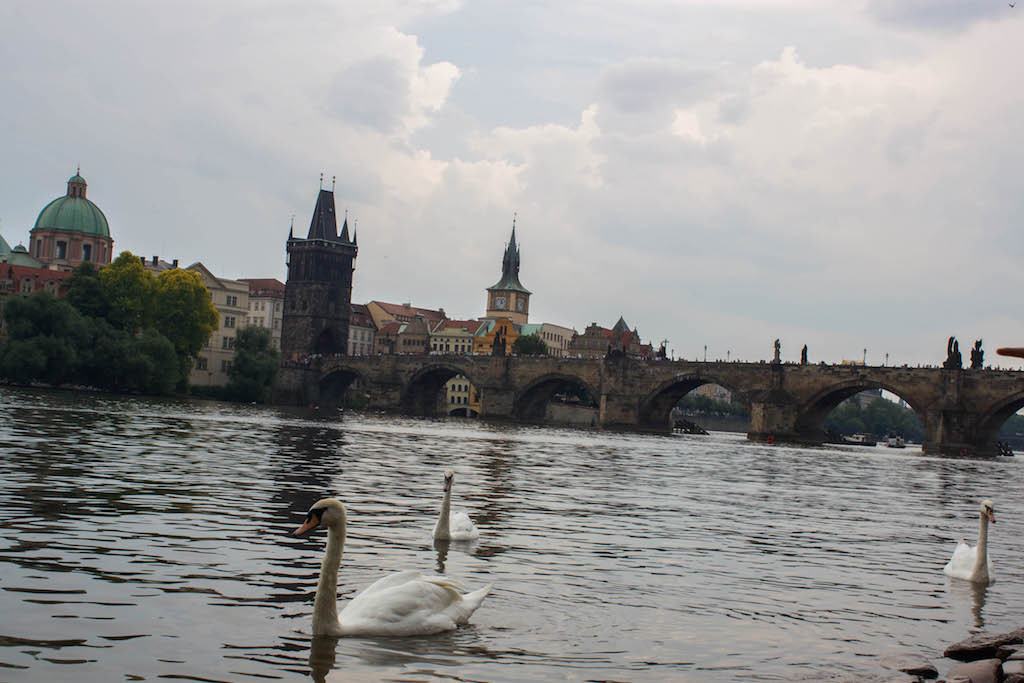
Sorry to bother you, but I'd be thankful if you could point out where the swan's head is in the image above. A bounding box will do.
[291,498,346,537]
[443,469,455,492]
[980,499,996,524]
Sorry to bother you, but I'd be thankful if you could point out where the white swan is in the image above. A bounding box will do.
[291,498,492,636]
[943,499,997,584]
[432,469,480,541]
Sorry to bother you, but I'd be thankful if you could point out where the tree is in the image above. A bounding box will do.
[99,251,156,333]
[64,261,110,320]
[0,293,88,386]
[511,333,548,356]
[226,326,280,402]
[152,268,219,382]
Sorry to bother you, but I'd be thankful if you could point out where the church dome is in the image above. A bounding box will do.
[32,172,110,238]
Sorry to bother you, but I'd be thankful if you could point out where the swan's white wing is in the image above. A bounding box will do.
[943,540,977,579]
[449,511,480,541]
[338,571,487,636]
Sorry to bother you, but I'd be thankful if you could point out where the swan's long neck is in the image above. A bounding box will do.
[435,486,452,540]
[972,511,989,580]
[312,522,345,634]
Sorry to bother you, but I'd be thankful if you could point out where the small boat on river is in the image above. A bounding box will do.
[844,433,877,447]
[886,432,907,448]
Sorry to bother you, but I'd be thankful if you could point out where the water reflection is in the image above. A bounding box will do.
[947,578,990,630]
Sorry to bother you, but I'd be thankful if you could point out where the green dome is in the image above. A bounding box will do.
[33,195,110,238]
[69,173,87,185]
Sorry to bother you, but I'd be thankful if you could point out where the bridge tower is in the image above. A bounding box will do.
[281,182,358,360]
[485,218,531,325]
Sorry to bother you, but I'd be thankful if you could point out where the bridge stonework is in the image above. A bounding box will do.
[275,356,1024,456]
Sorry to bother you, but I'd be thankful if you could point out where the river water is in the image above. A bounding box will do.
[0,386,1021,682]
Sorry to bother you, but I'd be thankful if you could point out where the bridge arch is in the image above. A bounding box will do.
[319,366,365,408]
[794,378,926,440]
[638,374,742,431]
[513,373,600,422]
[402,363,478,417]
[976,390,1024,448]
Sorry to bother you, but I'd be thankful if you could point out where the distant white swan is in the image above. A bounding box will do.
[433,469,480,541]
[943,499,997,584]
[292,498,491,636]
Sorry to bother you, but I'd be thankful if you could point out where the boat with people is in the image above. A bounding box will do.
[844,433,877,447]
[886,431,907,448]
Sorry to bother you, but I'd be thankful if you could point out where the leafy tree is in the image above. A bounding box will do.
[226,326,280,402]
[64,261,110,320]
[100,251,156,333]
[511,333,548,356]
[152,268,219,382]
[0,293,88,386]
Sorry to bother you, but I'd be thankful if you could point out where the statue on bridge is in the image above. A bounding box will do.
[772,339,781,364]
[944,336,962,369]
[492,330,506,357]
[800,345,808,365]
[970,339,984,369]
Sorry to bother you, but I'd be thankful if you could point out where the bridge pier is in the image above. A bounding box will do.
[478,386,515,420]
[600,393,645,431]
[923,408,994,457]
[748,393,803,443]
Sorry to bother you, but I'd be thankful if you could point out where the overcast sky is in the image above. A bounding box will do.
[3,0,1023,367]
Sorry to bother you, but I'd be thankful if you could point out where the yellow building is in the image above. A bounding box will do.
[187,262,247,387]
[474,317,520,355]
[445,373,480,417]
[431,319,483,355]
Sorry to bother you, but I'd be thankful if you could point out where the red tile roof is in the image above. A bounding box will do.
[373,300,445,322]
[239,278,285,296]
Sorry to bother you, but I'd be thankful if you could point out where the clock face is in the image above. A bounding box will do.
[495,296,507,310]
[516,298,525,311]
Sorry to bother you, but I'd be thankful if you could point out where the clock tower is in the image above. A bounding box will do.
[485,221,531,324]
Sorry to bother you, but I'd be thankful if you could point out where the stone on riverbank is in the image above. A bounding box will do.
[944,628,1024,662]
[878,651,938,679]
[946,658,1002,683]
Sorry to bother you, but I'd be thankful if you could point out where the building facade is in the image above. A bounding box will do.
[30,172,114,272]
[485,225,530,325]
[539,323,576,357]
[431,319,483,355]
[473,317,520,355]
[445,373,480,416]
[240,278,285,351]
[568,317,653,359]
[348,303,376,356]
[281,186,358,360]
[366,301,445,329]
[187,262,248,387]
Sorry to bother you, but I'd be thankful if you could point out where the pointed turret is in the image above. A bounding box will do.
[306,189,338,240]
[339,216,351,242]
[487,220,530,295]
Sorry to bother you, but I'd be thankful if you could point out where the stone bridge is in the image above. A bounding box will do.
[275,355,1024,456]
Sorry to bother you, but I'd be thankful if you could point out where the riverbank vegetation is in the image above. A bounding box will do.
[0,252,218,395]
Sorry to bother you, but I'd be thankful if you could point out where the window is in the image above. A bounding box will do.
[226,295,238,307]
[82,244,92,261]
[55,241,67,259]
[273,319,279,330]
[221,360,233,372]
[225,316,236,328]
[195,356,208,370]
[34,239,41,257]
[222,336,236,350]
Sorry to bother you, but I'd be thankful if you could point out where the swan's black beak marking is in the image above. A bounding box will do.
[291,508,324,537]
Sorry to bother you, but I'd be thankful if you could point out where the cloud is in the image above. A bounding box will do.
[864,0,1006,32]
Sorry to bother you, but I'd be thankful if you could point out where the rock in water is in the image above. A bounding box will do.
[878,651,938,679]
[944,628,1024,662]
